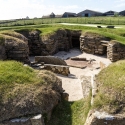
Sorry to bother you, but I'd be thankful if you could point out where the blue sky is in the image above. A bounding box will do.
[0,0,125,20]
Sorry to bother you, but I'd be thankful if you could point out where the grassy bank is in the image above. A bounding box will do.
[0,61,38,85]
[0,24,125,44]
[93,60,125,114]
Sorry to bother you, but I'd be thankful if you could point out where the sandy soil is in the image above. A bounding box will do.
[54,49,112,101]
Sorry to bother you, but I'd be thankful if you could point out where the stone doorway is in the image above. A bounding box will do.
[72,36,80,49]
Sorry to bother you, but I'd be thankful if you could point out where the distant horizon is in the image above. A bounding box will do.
[0,0,125,20]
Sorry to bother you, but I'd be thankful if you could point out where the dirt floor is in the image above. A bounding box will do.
[54,49,112,101]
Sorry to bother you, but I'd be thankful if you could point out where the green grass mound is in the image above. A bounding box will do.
[0,60,62,122]
[93,60,125,114]
[0,24,125,44]
[0,61,37,84]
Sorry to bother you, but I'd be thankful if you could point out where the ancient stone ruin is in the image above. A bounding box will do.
[1,29,125,63]
[25,30,125,62]
[80,32,125,62]
[107,40,125,62]
[80,32,108,55]
[34,56,70,76]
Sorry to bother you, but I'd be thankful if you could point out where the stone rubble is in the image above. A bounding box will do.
[85,110,125,125]
[0,114,45,125]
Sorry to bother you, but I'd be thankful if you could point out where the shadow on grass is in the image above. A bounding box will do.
[47,92,91,125]
[47,100,73,125]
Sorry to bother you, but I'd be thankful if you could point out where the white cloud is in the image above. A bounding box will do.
[0,0,80,20]
[0,0,45,19]
[115,3,125,7]
[115,0,125,2]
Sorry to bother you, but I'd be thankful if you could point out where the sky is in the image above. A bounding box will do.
[0,0,125,20]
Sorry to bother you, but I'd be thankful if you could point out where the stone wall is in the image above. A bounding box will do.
[80,33,108,55]
[107,40,125,62]
[35,56,67,65]
[5,38,29,63]
[25,29,81,56]
[16,29,125,63]
[28,30,42,55]
[80,33,125,62]
[44,64,70,76]
[0,45,6,60]
[0,32,29,63]
[41,29,70,55]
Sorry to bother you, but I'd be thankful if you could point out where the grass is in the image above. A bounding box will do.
[1,16,125,27]
[93,60,125,114]
[0,24,125,44]
[47,92,91,125]
[0,61,38,85]
[0,60,60,103]
[22,24,125,44]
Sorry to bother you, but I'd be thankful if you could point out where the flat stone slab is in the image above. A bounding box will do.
[65,60,92,68]
[35,56,67,65]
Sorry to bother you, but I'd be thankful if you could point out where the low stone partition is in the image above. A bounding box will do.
[107,40,125,62]
[35,56,67,65]
[80,33,108,55]
[80,76,91,98]
[44,64,70,76]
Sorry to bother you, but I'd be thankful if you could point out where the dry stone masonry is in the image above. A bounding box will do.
[5,38,29,63]
[17,29,125,63]
[107,40,125,62]
[34,56,70,76]
[80,32,125,62]
[44,64,70,76]
[28,30,43,55]
[80,33,108,55]
[41,30,70,55]
[1,29,125,63]
[35,56,67,65]
[0,32,29,63]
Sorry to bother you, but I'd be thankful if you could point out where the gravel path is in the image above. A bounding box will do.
[60,23,122,28]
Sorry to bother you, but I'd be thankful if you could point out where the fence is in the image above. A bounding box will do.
[0,17,125,27]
